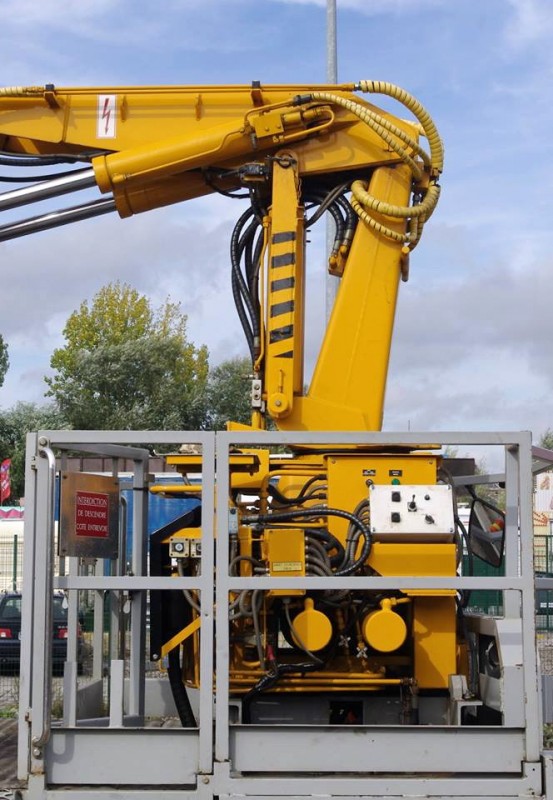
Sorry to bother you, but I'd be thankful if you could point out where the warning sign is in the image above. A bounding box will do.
[75,491,110,538]
[60,472,119,558]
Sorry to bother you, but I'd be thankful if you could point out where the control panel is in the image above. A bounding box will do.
[369,484,455,542]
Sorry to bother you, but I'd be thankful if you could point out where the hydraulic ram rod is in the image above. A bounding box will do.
[0,167,96,212]
[0,197,116,241]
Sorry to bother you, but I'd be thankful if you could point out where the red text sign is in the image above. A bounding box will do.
[75,491,110,538]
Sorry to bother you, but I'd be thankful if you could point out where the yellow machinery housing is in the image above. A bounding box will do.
[0,79,473,727]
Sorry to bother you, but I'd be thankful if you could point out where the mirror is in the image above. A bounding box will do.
[468,497,505,568]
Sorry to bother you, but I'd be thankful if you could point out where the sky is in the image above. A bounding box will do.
[0,0,552,466]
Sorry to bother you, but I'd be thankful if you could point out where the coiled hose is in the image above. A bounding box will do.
[295,80,444,251]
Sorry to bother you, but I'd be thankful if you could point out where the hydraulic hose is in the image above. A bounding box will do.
[306,527,345,567]
[230,208,258,360]
[167,649,196,728]
[356,80,444,173]
[294,81,443,251]
[0,154,87,167]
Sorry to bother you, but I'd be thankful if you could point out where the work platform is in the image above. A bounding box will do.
[16,429,548,800]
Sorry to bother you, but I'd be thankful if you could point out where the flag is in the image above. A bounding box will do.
[0,459,11,504]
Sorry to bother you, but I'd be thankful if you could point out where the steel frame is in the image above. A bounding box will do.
[17,429,544,800]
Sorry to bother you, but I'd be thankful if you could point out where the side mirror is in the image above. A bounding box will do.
[468,497,505,568]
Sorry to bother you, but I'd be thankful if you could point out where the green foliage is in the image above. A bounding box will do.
[206,356,253,430]
[0,402,68,502]
[544,724,553,748]
[46,282,209,430]
[539,429,553,451]
[472,457,505,510]
[0,334,8,388]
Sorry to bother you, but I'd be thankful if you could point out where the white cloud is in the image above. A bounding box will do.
[0,0,552,452]
[2,0,116,23]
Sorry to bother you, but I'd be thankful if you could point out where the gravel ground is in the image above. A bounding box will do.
[0,719,20,790]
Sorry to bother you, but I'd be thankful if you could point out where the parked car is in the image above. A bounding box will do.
[0,592,84,675]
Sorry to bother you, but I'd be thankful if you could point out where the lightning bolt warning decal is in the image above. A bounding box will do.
[97,94,116,139]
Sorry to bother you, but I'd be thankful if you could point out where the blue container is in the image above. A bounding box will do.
[119,477,201,561]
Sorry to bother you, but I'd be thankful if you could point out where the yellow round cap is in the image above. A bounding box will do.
[291,598,332,652]
[362,602,407,653]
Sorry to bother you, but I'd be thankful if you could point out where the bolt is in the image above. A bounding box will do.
[33,748,41,758]
[274,399,282,408]
[38,436,48,447]
[152,653,159,661]
[202,777,210,784]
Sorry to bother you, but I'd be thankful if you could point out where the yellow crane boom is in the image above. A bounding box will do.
[0,80,443,430]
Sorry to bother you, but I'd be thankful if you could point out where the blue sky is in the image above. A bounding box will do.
[0,0,552,456]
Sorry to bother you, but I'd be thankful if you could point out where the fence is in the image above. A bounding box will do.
[0,520,23,593]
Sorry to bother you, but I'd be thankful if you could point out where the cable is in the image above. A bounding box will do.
[305,537,331,568]
[305,527,345,567]
[251,589,265,669]
[229,554,264,576]
[167,649,196,728]
[202,168,250,198]
[0,152,98,166]
[176,562,201,612]
[283,601,324,665]
[0,167,93,183]
[230,207,259,361]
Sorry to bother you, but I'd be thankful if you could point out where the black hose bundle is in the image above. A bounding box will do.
[230,205,264,362]
[167,649,196,728]
[229,182,357,367]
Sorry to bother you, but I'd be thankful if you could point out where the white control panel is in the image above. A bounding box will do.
[368,484,455,542]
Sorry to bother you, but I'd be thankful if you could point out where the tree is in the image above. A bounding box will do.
[0,402,68,502]
[46,282,209,430]
[539,429,553,451]
[0,335,8,389]
[206,356,253,430]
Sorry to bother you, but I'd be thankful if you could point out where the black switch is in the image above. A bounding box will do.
[391,512,401,523]
[391,491,401,503]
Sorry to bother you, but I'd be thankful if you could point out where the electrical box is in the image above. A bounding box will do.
[369,484,455,542]
[265,527,305,596]
[169,530,202,559]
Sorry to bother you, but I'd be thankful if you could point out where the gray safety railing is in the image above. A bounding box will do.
[18,430,215,794]
[16,429,546,800]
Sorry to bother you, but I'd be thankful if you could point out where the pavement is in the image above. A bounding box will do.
[0,719,21,791]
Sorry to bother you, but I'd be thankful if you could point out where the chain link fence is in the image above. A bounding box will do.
[0,522,23,594]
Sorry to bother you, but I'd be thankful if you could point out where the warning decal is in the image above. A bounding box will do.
[97,94,116,138]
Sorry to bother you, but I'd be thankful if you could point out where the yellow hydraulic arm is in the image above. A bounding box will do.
[0,81,443,431]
